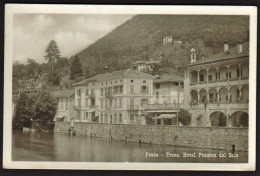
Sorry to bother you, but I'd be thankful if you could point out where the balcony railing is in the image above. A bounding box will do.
[88,93,96,98]
[144,103,183,110]
[105,92,113,98]
[127,105,139,110]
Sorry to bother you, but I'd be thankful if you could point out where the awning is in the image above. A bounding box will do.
[153,114,176,119]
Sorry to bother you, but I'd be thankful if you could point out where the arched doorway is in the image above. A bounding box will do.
[190,71,198,84]
[219,87,228,103]
[230,86,239,103]
[199,69,207,82]
[241,62,249,78]
[208,67,218,82]
[190,90,198,103]
[229,64,240,80]
[199,89,207,103]
[208,88,217,103]
[210,111,227,127]
[231,111,248,127]
[241,85,249,103]
[219,66,228,81]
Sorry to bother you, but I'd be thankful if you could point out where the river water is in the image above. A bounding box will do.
[12,131,247,163]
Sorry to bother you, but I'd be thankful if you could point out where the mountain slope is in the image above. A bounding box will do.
[74,15,249,77]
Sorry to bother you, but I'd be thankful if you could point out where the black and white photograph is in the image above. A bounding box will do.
[3,4,257,170]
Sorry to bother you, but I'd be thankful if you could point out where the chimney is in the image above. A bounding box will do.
[224,40,229,52]
[237,40,243,54]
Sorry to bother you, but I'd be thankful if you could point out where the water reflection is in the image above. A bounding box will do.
[12,131,248,163]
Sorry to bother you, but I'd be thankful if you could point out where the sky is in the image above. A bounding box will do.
[13,14,134,64]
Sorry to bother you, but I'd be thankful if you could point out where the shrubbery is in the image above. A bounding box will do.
[13,90,58,132]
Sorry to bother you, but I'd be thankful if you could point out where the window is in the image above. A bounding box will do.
[101,88,103,96]
[130,85,134,94]
[119,114,122,123]
[119,85,123,94]
[105,114,108,123]
[77,89,81,96]
[65,99,68,110]
[114,114,117,124]
[91,99,95,107]
[101,99,103,108]
[119,99,122,108]
[141,99,148,107]
[143,80,146,83]
[61,98,64,110]
[215,72,218,80]
[100,114,103,123]
[208,75,212,81]
[85,112,88,119]
[130,114,135,122]
[155,83,160,89]
[156,92,159,99]
[199,74,204,82]
[236,69,240,78]
[110,99,113,107]
[141,86,148,93]
[110,115,113,123]
[229,72,231,79]
[131,80,134,83]
[85,89,88,96]
[114,99,117,108]
[77,98,81,106]
[85,98,88,107]
[91,89,95,95]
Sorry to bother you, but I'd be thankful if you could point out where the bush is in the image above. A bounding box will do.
[178,108,192,126]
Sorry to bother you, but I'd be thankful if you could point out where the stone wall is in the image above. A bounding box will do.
[55,122,248,151]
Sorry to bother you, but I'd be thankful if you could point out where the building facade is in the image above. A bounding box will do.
[144,75,184,125]
[183,42,249,127]
[72,69,154,125]
[52,89,75,122]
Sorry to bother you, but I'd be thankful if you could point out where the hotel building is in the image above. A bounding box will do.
[183,41,249,127]
[72,69,154,124]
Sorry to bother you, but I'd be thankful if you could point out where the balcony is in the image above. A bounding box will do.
[144,103,183,110]
[190,102,248,110]
[127,105,139,110]
[88,93,96,99]
[89,105,97,109]
[190,78,249,89]
[105,92,113,98]
[141,91,149,95]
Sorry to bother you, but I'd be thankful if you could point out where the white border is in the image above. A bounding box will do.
[4,4,257,171]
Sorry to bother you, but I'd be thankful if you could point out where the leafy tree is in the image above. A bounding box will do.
[178,108,192,126]
[13,93,35,130]
[32,91,58,131]
[70,55,83,80]
[44,40,61,71]
[32,91,58,122]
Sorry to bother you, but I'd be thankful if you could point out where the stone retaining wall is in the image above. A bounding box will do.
[55,122,248,151]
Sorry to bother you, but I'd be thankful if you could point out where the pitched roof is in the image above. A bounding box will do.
[51,89,74,98]
[186,42,249,67]
[72,69,154,87]
[153,74,184,83]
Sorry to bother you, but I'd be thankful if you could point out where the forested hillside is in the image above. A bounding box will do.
[74,15,249,76]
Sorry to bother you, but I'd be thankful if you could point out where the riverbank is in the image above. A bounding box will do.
[55,122,248,152]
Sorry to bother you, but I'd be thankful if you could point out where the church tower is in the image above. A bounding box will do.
[190,48,196,63]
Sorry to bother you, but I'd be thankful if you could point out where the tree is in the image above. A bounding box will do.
[178,108,192,126]
[70,55,83,80]
[32,91,58,131]
[13,93,35,130]
[44,40,61,71]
